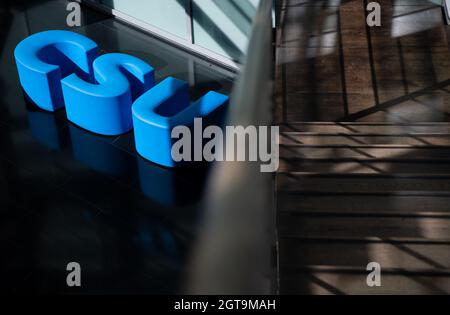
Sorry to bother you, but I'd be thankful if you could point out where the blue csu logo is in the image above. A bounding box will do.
[14,30,229,168]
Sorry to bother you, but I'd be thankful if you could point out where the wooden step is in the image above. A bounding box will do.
[279,158,450,173]
[278,213,450,239]
[281,132,450,146]
[278,192,450,214]
[281,122,450,134]
[277,173,450,193]
[280,146,450,159]
[280,270,450,294]
[279,238,450,270]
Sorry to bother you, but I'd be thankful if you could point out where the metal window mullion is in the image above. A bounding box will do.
[186,0,194,44]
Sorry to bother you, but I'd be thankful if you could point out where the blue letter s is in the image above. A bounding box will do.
[14,30,98,112]
[62,53,155,135]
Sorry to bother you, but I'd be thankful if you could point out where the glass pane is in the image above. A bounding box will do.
[192,0,261,62]
[100,0,189,40]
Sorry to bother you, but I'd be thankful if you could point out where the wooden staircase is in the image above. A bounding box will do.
[277,122,450,294]
[275,0,450,294]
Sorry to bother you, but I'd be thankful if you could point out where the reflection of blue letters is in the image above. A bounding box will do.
[15,30,229,167]
[28,109,65,151]
[26,102,206,207]
[69,124,134,176]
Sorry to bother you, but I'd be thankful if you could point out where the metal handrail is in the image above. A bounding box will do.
[185,0,276,295]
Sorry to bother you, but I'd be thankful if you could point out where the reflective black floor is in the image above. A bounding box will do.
[0,0,235,294]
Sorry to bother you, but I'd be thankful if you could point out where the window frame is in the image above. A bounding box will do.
[77,0,246,70]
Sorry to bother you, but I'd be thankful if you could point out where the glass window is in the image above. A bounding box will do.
[100,0,189,40]
[192,0,261,62]
[86,0,264,65]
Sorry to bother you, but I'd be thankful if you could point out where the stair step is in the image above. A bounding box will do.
[280,146,450,159]
[282,122,450,125]
[278,192,450,214]
[280,272,450,294]
[277,173,450,193]
[282,265,450,277]
[279,158,450,173]
[277,236,450,245]
[280,133,450,146]
[278,213,450,240]
[281,122,450,134]
[279,238,450,270]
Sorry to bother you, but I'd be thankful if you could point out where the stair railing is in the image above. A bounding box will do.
[185,0,276,295]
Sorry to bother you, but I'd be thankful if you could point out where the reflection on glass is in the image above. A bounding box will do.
[192,0,261,61]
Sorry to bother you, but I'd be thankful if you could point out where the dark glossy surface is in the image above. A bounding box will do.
[0,0,234,294]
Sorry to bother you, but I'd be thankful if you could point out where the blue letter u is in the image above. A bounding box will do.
[132,77,229,167]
